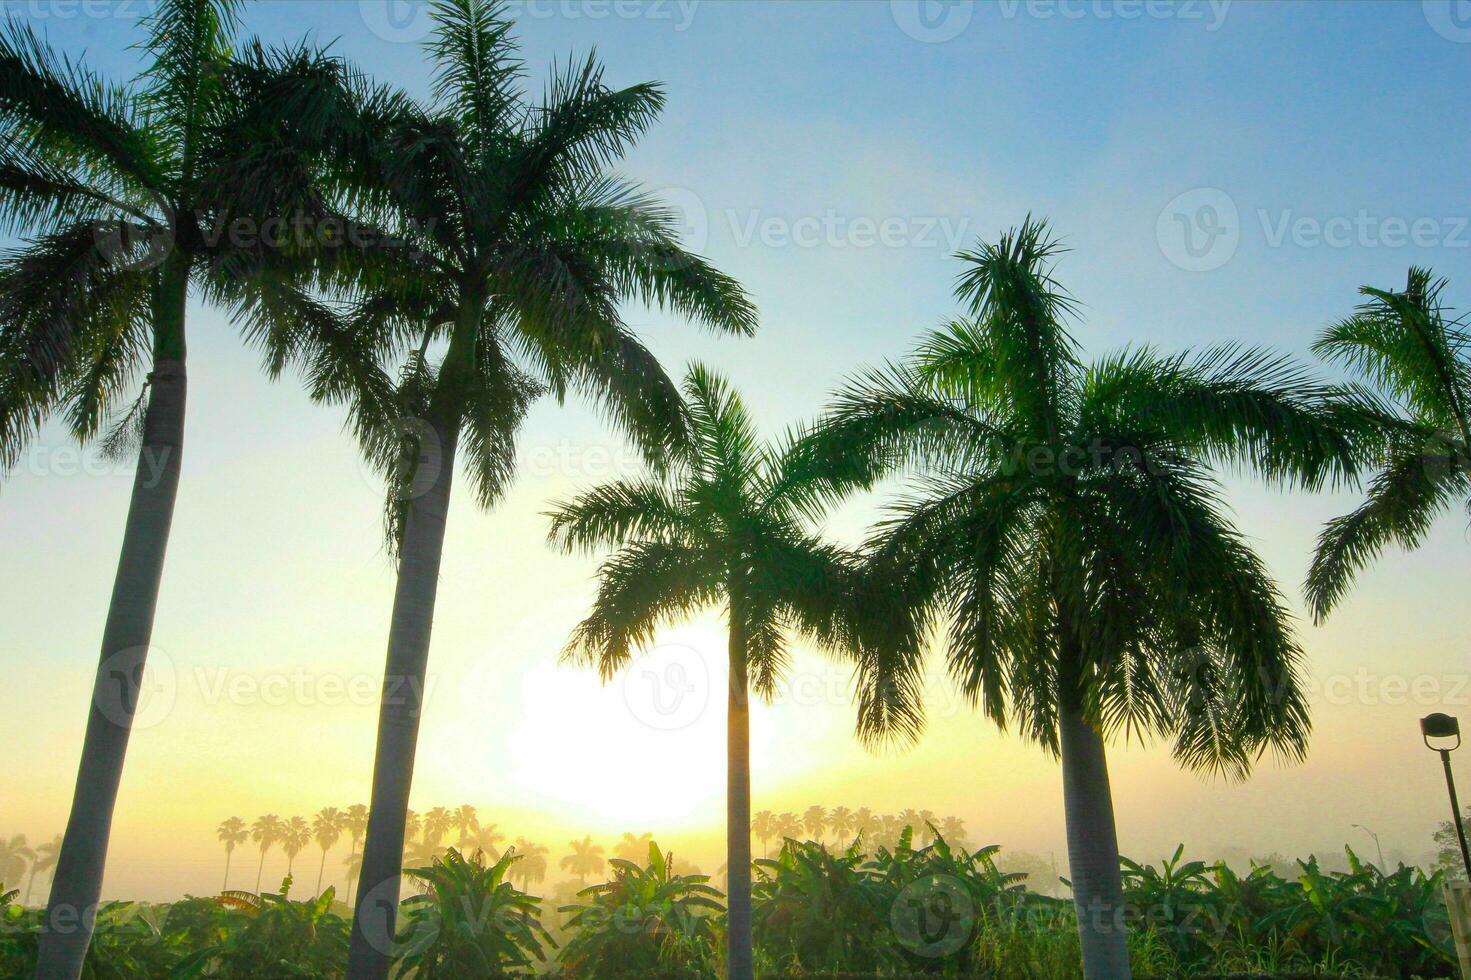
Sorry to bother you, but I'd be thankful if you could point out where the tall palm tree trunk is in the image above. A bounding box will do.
[725,620,754,980]
[347,419,459,980]
[222,850,232,893]
[1059,700,1131,979]
[255,851,266,893]
[316,850,327,897]
[36,259,188,980]
[24,869,36,906]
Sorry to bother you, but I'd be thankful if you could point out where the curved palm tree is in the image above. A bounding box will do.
[281,816,310,877]
[311,807,345,897]
[1306,268,1471,617]
[27,833,63,906]
[216,817,248,892]
[559,836,605,884]
[549,366,886,980]
[0,7,360,971]
[250,814,281,893]
[805,219,1364,979]
[322,8,753,973]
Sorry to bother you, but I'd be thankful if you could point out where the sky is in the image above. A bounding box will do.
[2,0,1470,902]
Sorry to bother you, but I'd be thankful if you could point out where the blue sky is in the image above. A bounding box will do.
[4,0,1471,899]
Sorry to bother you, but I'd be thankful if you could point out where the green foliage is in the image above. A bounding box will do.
[175,878,349,978]
[394,847,552,978]
[557,842,722,977]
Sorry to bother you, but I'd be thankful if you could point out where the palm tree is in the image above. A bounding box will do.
[311,807,345,897]
[0,835,34,899]
[452,804,479,848]
[342,804,369,904]
[0,7,360,971]
[752,811,776,858]
[917,809,939,846]
[560,836,605,884]
[615,831,654,862]
[1306,268,1471,618]
[775,812,804,845]
[27,834,63,906]
[549,366,883,980]
[897,808,922,845]
[281,816,310,877]
[852,807,876,849]
[404,809,421,845]
[325,9,753,973]
[0,5,361,959]
[508,838,548,889]
[806,219,1362,979]
[470,823,506,861]
[250,815,282,893]
[939,815,968,848]
[423,807,453,848]
[827,806,856,847]
[802,806,827,844]
[216,817,248,892]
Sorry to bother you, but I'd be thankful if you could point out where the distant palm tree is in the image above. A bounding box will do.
[614,832,654,862]
[802,806,827,843]
[470,823,505,861]
[509,838,548,889]
[250,815,282,893]
[939,816,968,848]
[1307,268,1471,618]
[897,808,922,843]
[311,808,345,897]
[752,811,776,858]
[216,817,248,892]
[852,808,876,848]
[0,836,34,899]
[878,815,902,850]
[827,806,856,847]
[342,847,363,894]
[452,805,479,848]
[810,219,1357,979]
[917,809,939,846]
[774,812,803,844]
[423,807,453,848]
[327,8,753,975]
[550,366,883,980]
[281,816,310,876]
[0,9,358,971]
[560,836,605,884]
[342,804,369,904]
[27,834,62,906]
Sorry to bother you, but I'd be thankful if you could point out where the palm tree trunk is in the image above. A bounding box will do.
[347,416,459,980]
[222,849,232,893]
[1059,700,1132,979]
[725,619,754,980]
[36,257,188,980]
[316,850,327,897]
[25,869,36,906]
[256,850,266,893]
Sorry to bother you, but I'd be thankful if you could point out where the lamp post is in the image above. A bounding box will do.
[1352,823,1386,871]
[1422,713,1471,880]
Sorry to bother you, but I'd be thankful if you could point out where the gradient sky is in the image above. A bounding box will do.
[3,0,1471,901]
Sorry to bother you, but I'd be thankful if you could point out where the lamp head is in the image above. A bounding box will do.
[1422,713,1462,750]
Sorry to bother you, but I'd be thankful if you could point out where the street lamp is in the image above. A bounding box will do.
[1422,713,1471,880]
[1351,823,1386,871]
